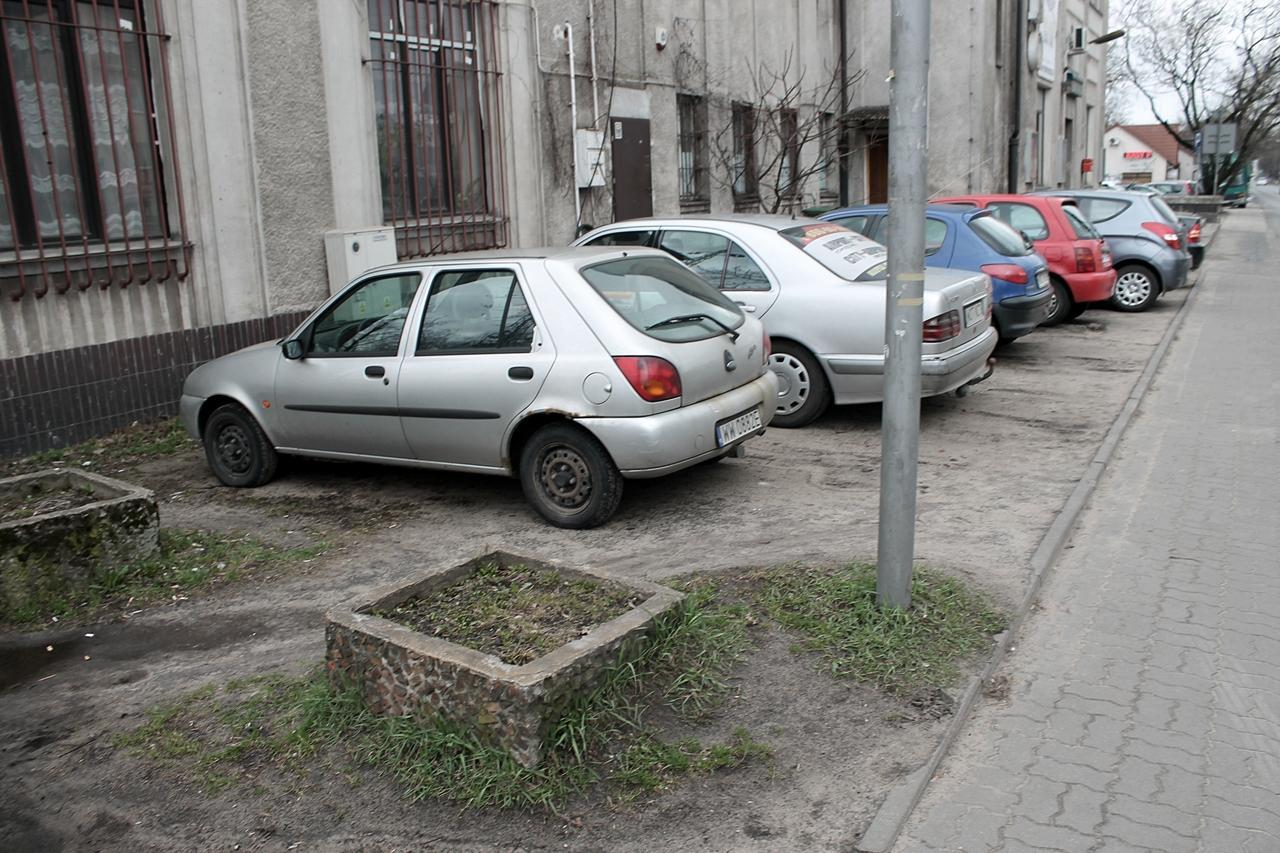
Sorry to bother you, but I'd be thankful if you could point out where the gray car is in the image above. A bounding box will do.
[575,215,997,427]
[180,247,778,528]
[1037,190,1192,312]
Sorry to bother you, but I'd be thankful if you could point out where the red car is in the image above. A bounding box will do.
[932,194,1117,325]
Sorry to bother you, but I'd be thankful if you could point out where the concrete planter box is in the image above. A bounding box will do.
[325,551,684,768]
[1,469,159,619]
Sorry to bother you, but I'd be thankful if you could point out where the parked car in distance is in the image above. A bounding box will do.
[1145,180,1197,196]
[819,204,1051,342]
[574,215,997,427]
[181,247,779,529]
[931,193,1116,325]
[1033,190,1191,313]
[1119,185,1206,269]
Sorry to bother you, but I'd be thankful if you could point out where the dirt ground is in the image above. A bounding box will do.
[0,291,1189,852]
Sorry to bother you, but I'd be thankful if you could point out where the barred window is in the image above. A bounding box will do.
[367,0,507,259]
[0,0,188,298]
[676,93,706,208]
[731,102,757,202]
[779,108,799,197]
[819,112,838,198]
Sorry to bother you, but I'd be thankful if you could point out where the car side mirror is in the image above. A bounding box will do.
[282,339,304,360]
[1019,231,1035,251]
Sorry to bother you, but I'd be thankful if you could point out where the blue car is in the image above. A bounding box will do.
[820,204,1053,342]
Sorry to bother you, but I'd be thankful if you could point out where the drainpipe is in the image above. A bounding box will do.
[561,22,582,228]
[1007,0,1024,192]
[587,4,601,126]
[838,0,849,206]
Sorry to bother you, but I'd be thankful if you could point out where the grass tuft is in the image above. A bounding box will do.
[9,417,194,475]
[755,562,1004,694]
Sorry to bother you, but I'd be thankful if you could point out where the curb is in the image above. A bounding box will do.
[854,229,1221,853]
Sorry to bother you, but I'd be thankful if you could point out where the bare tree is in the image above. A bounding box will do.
[701,51,863,214]
[1121,0,1280,192]
[1104,44,1132,128]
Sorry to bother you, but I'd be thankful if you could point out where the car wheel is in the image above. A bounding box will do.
[1041,278,1073,326]
[203,403,278,487]
[767,341,831,428]
[519,423,623,529]
[1110,265,1159,312]
[1067,302,1090,320]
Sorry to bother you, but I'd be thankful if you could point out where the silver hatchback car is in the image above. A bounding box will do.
[180,247,778,528]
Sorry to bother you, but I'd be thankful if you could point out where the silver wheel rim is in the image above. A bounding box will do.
[1114,271,1152,307]
[1047,286,1060,317]
[768,353,810,416]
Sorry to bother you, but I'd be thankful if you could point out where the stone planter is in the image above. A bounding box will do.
[325,550,684,768]
[1,469,159,620]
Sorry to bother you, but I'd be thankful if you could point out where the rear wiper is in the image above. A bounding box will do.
[645,313,739,341]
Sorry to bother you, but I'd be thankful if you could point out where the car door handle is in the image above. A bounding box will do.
[734,302,757,313]
[508,366,534,380]
[364,365,386,378]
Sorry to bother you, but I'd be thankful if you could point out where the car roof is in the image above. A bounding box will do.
[358,244,656,274]
[1033,189,1144,201]
[825,203,986,219]
[590,213,814,231]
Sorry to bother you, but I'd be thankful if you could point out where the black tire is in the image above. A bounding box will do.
[202,403,278,487]
[1041,278,1073,326]
[519,423,623,529]
[767,341,831,428]
[1067,301,1090,320]
[1110,264,1160,313]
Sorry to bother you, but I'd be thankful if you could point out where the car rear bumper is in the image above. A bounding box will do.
[920,327,998,395]
[995,290,1053,339]
[1158,253,1192,290]
[578,370,779,478]
[1062,269,1117,303]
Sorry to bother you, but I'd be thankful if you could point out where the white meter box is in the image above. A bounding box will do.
[575,128,606,188]
[324,227,398,296]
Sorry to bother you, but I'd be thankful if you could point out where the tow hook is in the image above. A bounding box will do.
[729,443,748,459]
[956,357,996,398]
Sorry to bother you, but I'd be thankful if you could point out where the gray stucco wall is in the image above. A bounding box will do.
[245,0,334,315]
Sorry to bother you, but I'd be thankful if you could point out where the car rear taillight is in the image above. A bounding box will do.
[1074,246,1096,273]
[922,310,961,342]
[1100,243,1113,269]
[1142,221,1182,250]
[979,263,1028,284]
[762,334,772,364]
[1188,222,1202,243]
[613,356,682,402]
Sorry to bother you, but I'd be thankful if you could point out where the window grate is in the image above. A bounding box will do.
[676,93,706,205]
[0,0,189,300]
[367,0,507,260]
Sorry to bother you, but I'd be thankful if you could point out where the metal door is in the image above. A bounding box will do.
[611,118,653,221]
[396,266,555,469]
[867,135,889,203]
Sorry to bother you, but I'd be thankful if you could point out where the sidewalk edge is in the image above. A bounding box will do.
[854,233,1218,853]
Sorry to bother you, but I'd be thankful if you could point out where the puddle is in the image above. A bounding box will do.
[0,634,88,690]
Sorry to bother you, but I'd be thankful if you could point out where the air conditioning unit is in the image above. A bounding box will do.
[1063,69,1084,98]
[324,227,398,296]
[1071,26,1086,50]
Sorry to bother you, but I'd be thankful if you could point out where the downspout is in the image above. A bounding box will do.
[588,4,601,126]
[1007,0,1024,192]
[563,22,581,228]
[838,0,849,207]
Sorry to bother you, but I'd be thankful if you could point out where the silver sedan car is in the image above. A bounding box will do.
[180,247,778,528]
[575,216,997,427]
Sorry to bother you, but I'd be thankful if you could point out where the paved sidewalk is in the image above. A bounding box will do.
[896,194,1280,853]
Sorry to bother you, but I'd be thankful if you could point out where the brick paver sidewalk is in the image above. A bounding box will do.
[896,195,1280,853]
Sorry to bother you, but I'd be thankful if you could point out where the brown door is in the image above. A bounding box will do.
[867,135,889,203]
[611,118,653,221]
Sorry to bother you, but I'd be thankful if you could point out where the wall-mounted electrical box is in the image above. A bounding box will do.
[324,227,398,295]
[575,128,607,188]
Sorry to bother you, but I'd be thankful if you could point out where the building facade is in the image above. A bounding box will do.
[0,0,1105,457]
[1103,124,1195,185]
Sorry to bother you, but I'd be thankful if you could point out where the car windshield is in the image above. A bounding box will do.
[1061,204,1101,239]
[778,222,888,281]
[579,255,744,343]
[1148,195,1179,225]
[969,214,1031,256]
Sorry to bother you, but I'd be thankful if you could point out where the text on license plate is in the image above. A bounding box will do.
[716,408,763,447]
[963,299,985,328]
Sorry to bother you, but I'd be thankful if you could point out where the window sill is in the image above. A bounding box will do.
[1,239,191,298]
[679,198,710,214]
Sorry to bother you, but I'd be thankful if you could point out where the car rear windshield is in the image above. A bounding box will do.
[1148,195,1179,224]
[1061,203,1101,239]
[969,214,1031,256]
[579,255,744,343]
[778,222,888,281]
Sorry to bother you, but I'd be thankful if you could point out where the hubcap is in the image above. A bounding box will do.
[537,445,592,512]
[768,353,810,415]
[1115,271,1152,307]
[215,424,253,475]
[1047,287,1060,316]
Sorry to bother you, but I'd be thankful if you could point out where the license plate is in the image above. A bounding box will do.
[1035,269,1049,291]
[963,299,985,328]
[716,408,763,447]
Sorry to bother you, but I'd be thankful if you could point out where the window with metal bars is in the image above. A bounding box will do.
[367,0,507,259]
[676,93,707,209]
[0,0,187,299]
[731,102,757,204]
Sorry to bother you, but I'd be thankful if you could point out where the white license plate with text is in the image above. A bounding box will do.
[716,408,763,447]
[963,299,985,328]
